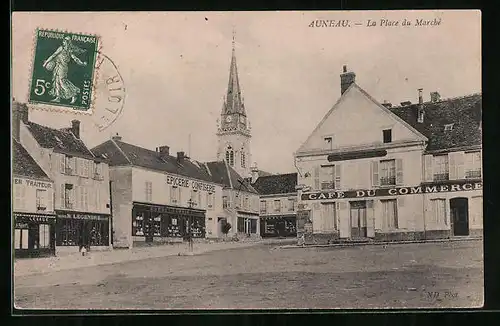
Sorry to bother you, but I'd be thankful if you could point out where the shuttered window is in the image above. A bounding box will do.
[381,199,398,229]
[465,151,482,179]
[430,199,447,225]
[321,203,337,231]
[433,155,449,181]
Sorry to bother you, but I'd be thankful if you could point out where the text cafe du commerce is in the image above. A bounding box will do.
[13,177,56,258]
[131,175,217,245]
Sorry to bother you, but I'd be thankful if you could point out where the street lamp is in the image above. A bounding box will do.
[186,198,195,253]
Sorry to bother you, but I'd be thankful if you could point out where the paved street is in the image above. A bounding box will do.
[14,240,483,309]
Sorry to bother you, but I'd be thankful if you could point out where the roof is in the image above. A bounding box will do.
[388,93,482,151]
[12,138,51,181]
[92,139,216,183]
[222,46,246,116]
[205,161,259,194]
[25,121,95,158]
[252,173,298,195]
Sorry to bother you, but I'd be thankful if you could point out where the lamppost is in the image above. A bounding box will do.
[186,198,195,253]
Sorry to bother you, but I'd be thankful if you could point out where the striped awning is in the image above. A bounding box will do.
[14,212,56,223]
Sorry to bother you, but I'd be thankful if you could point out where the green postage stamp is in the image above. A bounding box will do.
[28,29,100,112]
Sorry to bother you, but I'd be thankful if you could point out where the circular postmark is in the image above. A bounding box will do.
[91,52,126,132]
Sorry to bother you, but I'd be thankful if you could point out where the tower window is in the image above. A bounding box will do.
[241,151,246,168]
[226,146,234,166]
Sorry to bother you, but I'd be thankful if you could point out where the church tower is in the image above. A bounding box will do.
[216,31,252,178]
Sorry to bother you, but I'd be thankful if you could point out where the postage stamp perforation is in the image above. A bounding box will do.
[27,27,102,116]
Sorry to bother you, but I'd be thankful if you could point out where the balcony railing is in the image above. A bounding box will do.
[380,176,396,186]
[433,173,450,181]
[466,170,482,179]
[37,206,47,211]
[321,181,335,190]
[260,208,267,214]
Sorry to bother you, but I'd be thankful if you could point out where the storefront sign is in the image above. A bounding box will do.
[57,213,109,221]
[134,203,206,218]
[166,174,216,193]
[301,181,482,201]
[13,177,52,189]
[15,213,55,224]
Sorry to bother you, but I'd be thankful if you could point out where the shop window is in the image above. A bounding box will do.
[152,213,161,236]
[39,224,51,248]
[167,216,182,237]
[250,219,257,234]
[14,228,29,249]
[465,151,482,179]
[430,199,447,225]
[288,198,296,212]
[56,218,79,246]
[381,199,398,229]
[383,129,392,143]
[433,155,449,181]
[274,200,281,212]
[264,220,275,234]
[260,200,267,214]
[380,160,396,185]
[190,217,205,238]
[132,213,145,236]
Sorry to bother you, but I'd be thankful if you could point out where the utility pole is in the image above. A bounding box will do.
[187,198,195,253]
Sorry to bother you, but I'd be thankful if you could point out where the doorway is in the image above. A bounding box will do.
[350,201,367,238]
[450,197,469,236]
[218,217,227,237]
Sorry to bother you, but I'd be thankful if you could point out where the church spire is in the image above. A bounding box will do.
[223,28,246,116]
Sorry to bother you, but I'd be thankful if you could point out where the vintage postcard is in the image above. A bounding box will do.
[11,10,482,310]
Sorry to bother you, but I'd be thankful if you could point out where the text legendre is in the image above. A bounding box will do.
[302,182,482,201]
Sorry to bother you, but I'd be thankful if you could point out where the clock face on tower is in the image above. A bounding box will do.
[225,116,232,123]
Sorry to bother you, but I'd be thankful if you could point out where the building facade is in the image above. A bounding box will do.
[92,135,226,248]
[251,173,298,238]
[12,138,56,258]
[13,102,112,254]
[216,38,252,179]
[295,66,482,244]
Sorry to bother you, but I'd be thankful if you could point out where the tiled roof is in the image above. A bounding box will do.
[25,121,94,158]
[388,94,482,151]
[205,161,259,194]
[92,140,215,183]
[257,169,274,177]
[252,173,298,195]
[12,138,51,181]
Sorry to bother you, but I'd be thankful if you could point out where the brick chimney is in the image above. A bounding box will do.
[157,145,170,159]
[12,101,29,140]
[340,65,356,95]
[417,88,425,123]
[430,91,441,103]
[250,162,259,183]
[111,133,122,141]
[71,120,80,139]
[177,151,185,163]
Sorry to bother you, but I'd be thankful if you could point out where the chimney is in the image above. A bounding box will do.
[417,88,425,123]
[381,100,392,108]
[111,133,122,141]
[157,145,170,158]
[430,91,441,103]
[400,101,412,106]
[12,101,29,140]
[177,151,185,163]
[71,120,80,139]
[340,65,356,95]
[250,163,259,183]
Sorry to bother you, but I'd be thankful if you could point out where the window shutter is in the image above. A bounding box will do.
[395,159,404,185]
[397,198,406,229]
[448,153,457,180]
[60,184,65,208]
[366,200,375,238]
[335,164,342,189]
[60,155,65,173]
[72,157,77,174]
[371,161,380,187]
[424,155,433,182]
[455,152,465,180]
[314,166,320,190]
[337,201,349,238]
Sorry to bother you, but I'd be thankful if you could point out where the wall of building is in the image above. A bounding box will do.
[109,166,134,248]
[259,193,298,216]
[13,176,54,213]
[217,133,252,178]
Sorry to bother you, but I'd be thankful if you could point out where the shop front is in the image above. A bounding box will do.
[14,212,56,258]
[55,211,111,252]
[131,202,206,245]
[236,211,260,238]
[260,214,297,238]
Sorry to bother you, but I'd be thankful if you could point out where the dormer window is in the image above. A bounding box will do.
[444,123,454,132]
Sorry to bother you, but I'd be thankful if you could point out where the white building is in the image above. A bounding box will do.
[295,66,482,244]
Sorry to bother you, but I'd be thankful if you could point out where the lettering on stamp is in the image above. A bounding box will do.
[28,29,100,112]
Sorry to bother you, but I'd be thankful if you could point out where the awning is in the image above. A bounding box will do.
[14,212,56,223]
[261,215,296,220]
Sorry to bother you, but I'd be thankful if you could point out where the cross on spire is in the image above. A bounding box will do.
[232,26,236,51]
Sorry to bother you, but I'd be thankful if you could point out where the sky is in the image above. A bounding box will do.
[12,10,481,174]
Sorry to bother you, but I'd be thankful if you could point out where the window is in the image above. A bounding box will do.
[207,193,214,209]
[320,166,335,190]
[226,146,234,166]
[82,160,90,178]
[223,196,229,209]
[36,189,48,211]
[132,213,145,236]
[64,155,74,175]
[288,198,296,212]
[93,162,103,180]
[39,224,51,248]
[324,136,333,149]
[15,227,29,249]
[14,184,26,210]
[433,155,449,181]
[237,217,257,234]
[380,160,396,185]
[243,196,249,209]
[383,129,392,143]
[64,184,74,209]
[444,123,454,131]
[170,186,178,204]
[260,200,267,214]
[381,199,398,229]
[321,203,337,231]
[241,151,246,168]
[190,190,198,207]
[152,213,161,236]
[274,199,281,212]
[234,195,241,208]
[465,151,482,179]
[430,199,447,225]
[89,219,110,246]
[145,181,153,202]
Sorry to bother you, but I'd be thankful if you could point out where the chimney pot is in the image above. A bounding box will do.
[177,151,185,162]
[158,145,170,157]
[343,65,347,73]
[71,120,80,139]
[111,133,122,141]
[430,91,441,103]
[340,66,356,95]
[418,88,423,105]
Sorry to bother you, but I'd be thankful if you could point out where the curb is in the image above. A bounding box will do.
[279,237,483,249]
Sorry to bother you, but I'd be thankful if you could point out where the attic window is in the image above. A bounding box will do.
[323,136,334,149]
[444,123,454,131]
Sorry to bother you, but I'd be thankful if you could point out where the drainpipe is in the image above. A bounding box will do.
[109,180,114,247]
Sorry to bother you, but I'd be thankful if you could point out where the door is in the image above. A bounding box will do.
[338,202,350,238]
[451,197,469,236]
[276,220,285,237]
[144,211,154,243]
[218,217,227,237]
[350,201,367,238]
